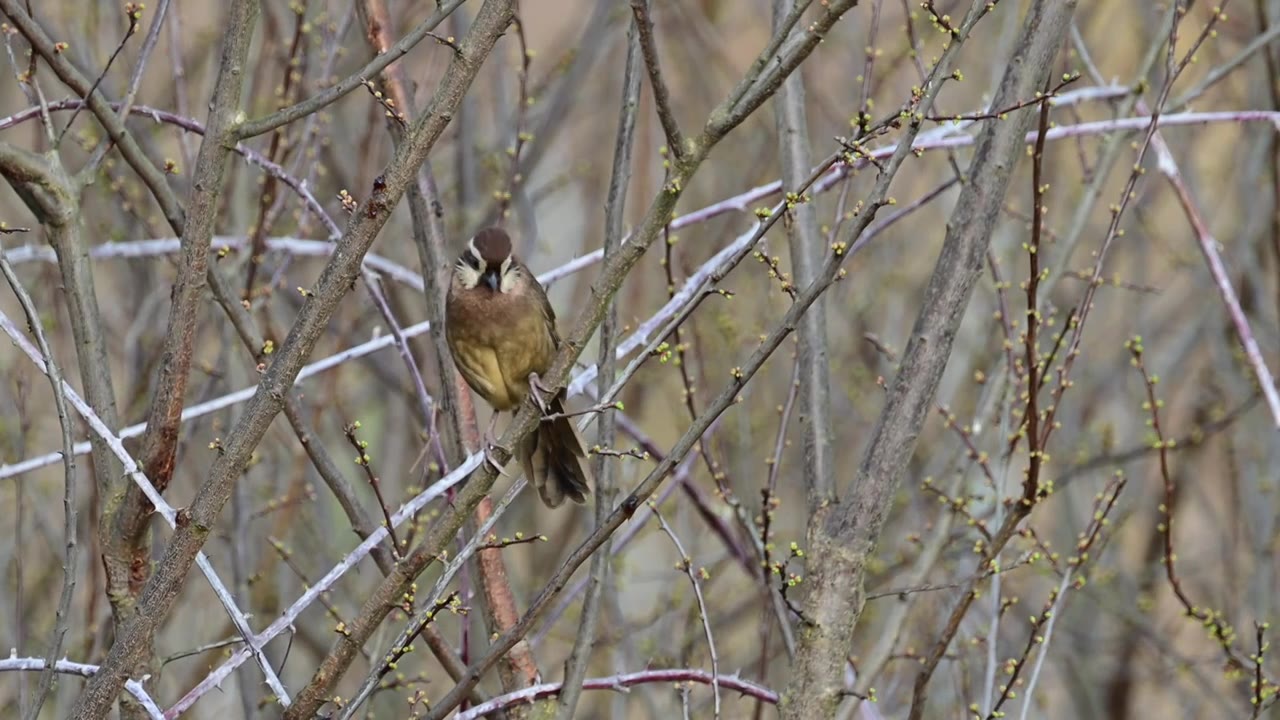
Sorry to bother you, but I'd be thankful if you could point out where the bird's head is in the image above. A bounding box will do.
[456,227,519,293]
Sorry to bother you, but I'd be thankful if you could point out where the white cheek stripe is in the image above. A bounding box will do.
[455,262,482,289]
[499,267,519,293]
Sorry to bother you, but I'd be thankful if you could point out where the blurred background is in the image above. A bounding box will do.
[2,0,1278,717]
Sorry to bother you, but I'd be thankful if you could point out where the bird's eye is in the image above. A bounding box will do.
[462,252,482,271]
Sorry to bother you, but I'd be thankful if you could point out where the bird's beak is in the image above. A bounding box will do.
[482,270,500,291]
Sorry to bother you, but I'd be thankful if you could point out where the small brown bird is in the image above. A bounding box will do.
[445,227,592,508]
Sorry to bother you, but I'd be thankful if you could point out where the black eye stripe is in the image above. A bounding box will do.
[462,252,482,270]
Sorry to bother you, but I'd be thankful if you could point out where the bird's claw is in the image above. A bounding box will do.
[483,413,500,448]
[482,444,511,477]
[527,372,552,413]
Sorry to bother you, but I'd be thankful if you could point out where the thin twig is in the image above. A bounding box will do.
[1,245,79,720]
[234,0,470,139]
[161,637,246,667]
[495,12,530,222]
[1129,339,1276,697]
[1003,475,1126,720]
[57,3,141,144]
[630,0,684,158]
[652,502,721,718]
[771,0,835,590]
[78,0,173,179]
[343,421,403,555]
[365,274,447,469]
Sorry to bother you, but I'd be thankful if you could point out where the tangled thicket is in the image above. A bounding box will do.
[1,1,1278,719]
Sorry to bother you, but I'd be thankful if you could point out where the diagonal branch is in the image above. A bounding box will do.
[333,477,528,719]
[279,5,869,715]
[0,307,290,706]
[126,0,255,492]
[1146,110,1280,427]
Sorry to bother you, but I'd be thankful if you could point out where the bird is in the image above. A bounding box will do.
[444,227,592,508]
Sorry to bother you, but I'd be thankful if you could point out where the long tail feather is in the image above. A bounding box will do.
[519,394,592,508]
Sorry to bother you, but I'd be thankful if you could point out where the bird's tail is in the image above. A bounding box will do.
[519,393,592,508]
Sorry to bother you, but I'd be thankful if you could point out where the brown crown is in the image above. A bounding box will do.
[472,227,513,267]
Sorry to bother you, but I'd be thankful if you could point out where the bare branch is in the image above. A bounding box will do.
[67,0,517,713]
[457,669,779,719]
[771,0,834,519]
[1,243,79,720]
[1147,110,1280,426]
[630,0,684,157]
[557,16,643,717]
[0,306,289,706]
[783,2,1079,717]
[234,0,470,139]
[73,0,176,179]
[165,453,484,716]
[0,0,186,230]
[335,477,527,719]
[56,3,141,146]
[0,656,161,719]
[651,502,721,718]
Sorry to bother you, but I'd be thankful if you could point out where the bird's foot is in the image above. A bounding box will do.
[482,443,511,477]
[527,372,553,414]
[483,413,500,448]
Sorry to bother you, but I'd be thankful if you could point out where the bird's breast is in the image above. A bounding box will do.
[446,286,556,411]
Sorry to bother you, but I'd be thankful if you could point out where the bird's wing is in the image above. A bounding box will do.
[452,341,515,410]
[529,264,561,349]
